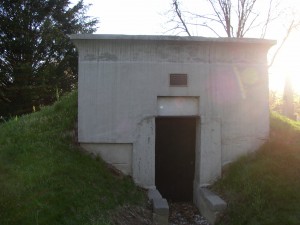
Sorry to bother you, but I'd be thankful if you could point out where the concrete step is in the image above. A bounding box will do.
[148,189,170,225]
[195,187,227,225]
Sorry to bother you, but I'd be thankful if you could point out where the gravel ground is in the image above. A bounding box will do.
[112,202,210,225]
[111,204,153,225]
[169,202,210,225]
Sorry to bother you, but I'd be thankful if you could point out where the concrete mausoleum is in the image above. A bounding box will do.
[70,34,275,206]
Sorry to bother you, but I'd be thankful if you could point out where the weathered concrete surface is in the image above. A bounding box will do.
[148,189,169,225]
[195,187,227,225]
[152,198,169,215]
[148,188,163,200]
[71,34,275,201]
[80,143,132,175]
[157,97,199,116]
[133,117,155,188]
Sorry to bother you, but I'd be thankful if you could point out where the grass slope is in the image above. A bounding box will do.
[213,112,300,225]
[0,92,145,225]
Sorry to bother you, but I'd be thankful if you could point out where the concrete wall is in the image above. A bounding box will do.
[81,143,132,175]
[71,34,275,189]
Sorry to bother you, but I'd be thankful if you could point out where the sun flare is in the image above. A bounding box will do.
[269,69,300,95]
[269,32,300,95]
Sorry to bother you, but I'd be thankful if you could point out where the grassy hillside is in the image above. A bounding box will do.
[2,91,300,225]
[213,112,300,225]
[0,92,146,225]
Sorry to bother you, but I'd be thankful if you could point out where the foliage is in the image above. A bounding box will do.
[269,90,300,120]
[282,75,295,119]
[269,90,283,113]
[0,91,146,225]
[270,111,300,145]
[294,94,300,117]
[0,0,98,118]
[213,112,300,225]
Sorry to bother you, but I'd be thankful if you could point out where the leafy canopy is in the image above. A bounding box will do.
[0,0,98,117]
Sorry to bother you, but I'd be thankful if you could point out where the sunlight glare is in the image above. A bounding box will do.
[269,30,300,95]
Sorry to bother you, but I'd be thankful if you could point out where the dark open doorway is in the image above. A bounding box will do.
[155,117,197,202]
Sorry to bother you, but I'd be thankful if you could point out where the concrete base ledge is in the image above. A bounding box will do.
[196,187,227,225]
[148,189,169,225]
[148,188,162,200]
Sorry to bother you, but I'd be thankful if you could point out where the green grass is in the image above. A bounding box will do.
[3,92,300,225]
[0,91,145,225]
[270,111,300,146]
[213,112,300,225]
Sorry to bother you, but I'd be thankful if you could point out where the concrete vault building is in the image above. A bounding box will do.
[70,34,275,205]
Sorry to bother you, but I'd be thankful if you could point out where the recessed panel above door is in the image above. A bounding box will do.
[157,97,199,116]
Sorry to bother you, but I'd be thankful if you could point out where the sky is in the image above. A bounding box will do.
[75,0,300,94]
[81,0,170,35]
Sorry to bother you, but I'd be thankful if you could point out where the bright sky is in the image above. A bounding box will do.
[78,0,300,94]
[82,0,170,35]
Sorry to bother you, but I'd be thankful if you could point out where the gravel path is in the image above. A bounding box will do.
[169,202,210,225]
[112,202,210,225]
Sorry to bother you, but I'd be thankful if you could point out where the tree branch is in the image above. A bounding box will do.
[172,0,191,36]
[268,20,296,68]
[261,0,274,38]
[207,0,229,36]
[185,22,222,37]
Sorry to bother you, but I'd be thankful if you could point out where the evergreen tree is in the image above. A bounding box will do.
[0,0,98,117]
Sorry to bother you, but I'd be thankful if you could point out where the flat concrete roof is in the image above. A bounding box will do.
[69,34,276,46]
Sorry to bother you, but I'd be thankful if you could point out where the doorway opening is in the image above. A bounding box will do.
[155,117,197,202]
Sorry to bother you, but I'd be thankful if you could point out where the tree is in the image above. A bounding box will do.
[168,0,299,39]
[0,0,98,118]
[167,0,300,118]
[269,90,283,113]
[282,75,295,120]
